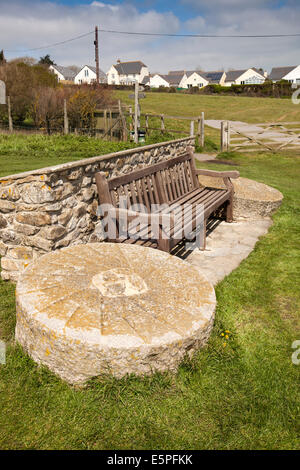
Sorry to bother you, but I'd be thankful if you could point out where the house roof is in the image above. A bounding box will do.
[141,76,150,85]
[269,66,296,81]
[114,61,146,75]
[77,65,107,82]
[225,69,248,81]
[158,74,184,86]
[203,71,224,83]
[168,70,186,75]
[225,68,265,82]
[52,65,77,81]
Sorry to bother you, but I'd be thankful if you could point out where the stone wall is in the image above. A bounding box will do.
[0,137,195,282]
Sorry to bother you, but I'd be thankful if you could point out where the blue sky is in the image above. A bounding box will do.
[1,1,299,73]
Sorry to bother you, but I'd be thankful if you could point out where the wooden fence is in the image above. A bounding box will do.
[220,121,300,153]
[126,110,205,147]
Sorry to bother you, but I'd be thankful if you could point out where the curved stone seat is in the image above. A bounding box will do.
[197,176,283,219]
[15,243,216,385]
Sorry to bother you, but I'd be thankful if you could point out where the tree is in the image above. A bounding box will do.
[0,62,58,122]
[9,56,37,66]
[39,54,55,66]
[32,87,64,134]
[0,50,6,65]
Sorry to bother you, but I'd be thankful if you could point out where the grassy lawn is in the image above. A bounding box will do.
[117,90,300,123]
[116,91,300,152]
[0,134,138,178]
[0,137,299,448]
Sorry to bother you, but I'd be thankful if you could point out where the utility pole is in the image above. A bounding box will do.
[134,80,139,144]
[94,25,100,85]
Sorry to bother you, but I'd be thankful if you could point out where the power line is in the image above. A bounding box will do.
[98,28,300,38]
[5,31,94,53]
[4,28,300,54]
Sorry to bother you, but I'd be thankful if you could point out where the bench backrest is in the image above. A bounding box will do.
[99,149,199,210]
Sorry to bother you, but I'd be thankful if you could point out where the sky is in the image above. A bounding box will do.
[0,0,299,74]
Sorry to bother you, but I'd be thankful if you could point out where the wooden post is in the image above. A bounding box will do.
[221,121,226,152]
[161,114,165,134]
[145,114,149,135]
[118,99,127,142]
[200,111,205,147]
[226,120,230,150]
[190,120,194,137]
[104,109,107,140]
[63,99,69,135]
[134,80,139,144]
[7,96,13,133]
[109,109,113,141]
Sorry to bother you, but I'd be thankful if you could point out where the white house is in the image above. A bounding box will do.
[106,61,149,85]
[224,68,266,86]
[74,65,107,85]
[181,71,209,89]
[49,65,76,82]
[148,73,186,88]
[269,66,300,84]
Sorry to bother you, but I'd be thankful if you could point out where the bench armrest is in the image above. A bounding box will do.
[195,169,240,179]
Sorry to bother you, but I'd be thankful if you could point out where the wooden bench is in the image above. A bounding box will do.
[95,148,239,252]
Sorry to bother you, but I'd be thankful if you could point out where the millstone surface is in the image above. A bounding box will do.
[15,243,216,384]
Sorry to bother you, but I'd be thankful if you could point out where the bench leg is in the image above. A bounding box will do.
[157,225,171,252]
[199,220,206,251]
[226,196,233,223]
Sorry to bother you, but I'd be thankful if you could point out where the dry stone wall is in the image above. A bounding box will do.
[0,137,195,282]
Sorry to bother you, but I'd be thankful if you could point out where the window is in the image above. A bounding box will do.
[84,69,89,77]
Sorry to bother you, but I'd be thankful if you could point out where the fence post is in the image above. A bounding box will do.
[7,96,13,133]
[221,121,226,152]
[190,120,194,137]
[63,99,69,135]
[118,99,128,142]
[134,81,139,144]
[200,111,205,147]
[161,114,165,134]
[226,121,230,150]
[145,114,149,135]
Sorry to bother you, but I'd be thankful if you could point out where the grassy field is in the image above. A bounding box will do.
[0,134,138,178]
[0,143,299,449]
[0,94,299,449]
[117,90,300,123]
[117,91,300,151]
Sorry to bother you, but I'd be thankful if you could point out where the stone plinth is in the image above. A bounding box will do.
[197,176,283,219]
[15,243,215,385]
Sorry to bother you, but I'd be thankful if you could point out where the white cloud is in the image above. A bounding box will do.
[0,0,299,74]
[91,1,119,11]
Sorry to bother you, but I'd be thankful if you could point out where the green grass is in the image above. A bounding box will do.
[0,134,139,177]
[117,91,300,153]
[117,90,300,123]
[0,145,299,449]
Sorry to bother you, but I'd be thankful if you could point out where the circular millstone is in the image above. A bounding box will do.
[198,176,283,219]
[15,243,216,384]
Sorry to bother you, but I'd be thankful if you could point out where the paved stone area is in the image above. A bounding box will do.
[16,243,216,384]
[186,218,272,286]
